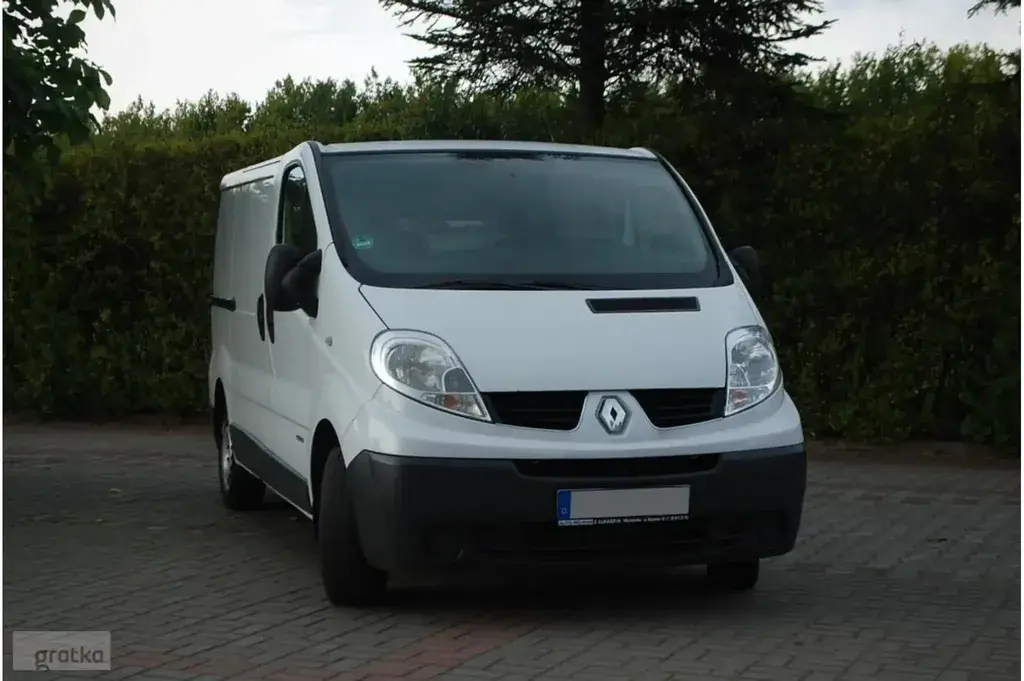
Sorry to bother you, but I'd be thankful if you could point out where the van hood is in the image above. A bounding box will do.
[359,286,756,392]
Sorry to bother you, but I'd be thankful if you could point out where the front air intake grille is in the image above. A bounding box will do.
[483,388,725,431]
[513,454,719,478]
[482,391,587,431]
[630,388,723,428]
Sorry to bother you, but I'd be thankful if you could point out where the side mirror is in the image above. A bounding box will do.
[281,249,323,317]
[265,243,305,313]
[728,245,762,295]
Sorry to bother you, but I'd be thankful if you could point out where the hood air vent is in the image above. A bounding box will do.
[586,297,700,314]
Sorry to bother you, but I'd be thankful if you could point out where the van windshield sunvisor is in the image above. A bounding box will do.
[318,151,729,291]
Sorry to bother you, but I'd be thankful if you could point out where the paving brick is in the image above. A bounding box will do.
[3,426,1020,681]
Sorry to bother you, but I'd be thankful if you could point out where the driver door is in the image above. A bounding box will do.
[262,162,321,513]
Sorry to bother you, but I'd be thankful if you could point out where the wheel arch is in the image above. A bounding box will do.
[310,418,341,519]
[213,379,227,448]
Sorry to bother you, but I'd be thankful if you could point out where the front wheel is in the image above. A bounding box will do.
[217,420,266,510]
[318,446,387,606]
[706,559,760,591]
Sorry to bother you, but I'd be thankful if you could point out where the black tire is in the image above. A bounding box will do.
[318,446,387,606]
[217,419,266,511]
[706,559,760,591]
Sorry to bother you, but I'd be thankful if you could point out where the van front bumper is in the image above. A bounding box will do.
[346,444,806,573]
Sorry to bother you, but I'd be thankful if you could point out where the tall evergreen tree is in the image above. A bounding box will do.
[380,0,834,130]
[967,0,1020,16]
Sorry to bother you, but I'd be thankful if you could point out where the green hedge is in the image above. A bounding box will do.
[4,44,1020,445]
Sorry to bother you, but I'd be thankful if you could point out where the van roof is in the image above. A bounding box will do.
[220,140,657,189]
[220,156,283,190]
[316,139,657,159]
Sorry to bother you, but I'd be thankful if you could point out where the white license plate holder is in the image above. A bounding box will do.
[556,486,690,527]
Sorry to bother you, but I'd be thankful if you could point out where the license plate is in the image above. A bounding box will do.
[556,486,690,527]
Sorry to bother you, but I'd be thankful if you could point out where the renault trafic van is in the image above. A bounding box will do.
[208,140,806,607]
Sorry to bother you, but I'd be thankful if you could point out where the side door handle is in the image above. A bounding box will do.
[256,294,266,342]
[209,295,236,311]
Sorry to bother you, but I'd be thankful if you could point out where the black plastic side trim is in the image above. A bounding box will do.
[266,298,276,344]
[229,425,312,515]
[209,295,236,311]
[587,297,700,313]
[256,294,266,342]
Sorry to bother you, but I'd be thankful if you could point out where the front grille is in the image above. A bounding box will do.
[424,513,784,565]
[483,391,587,430]
[513,454,719,479]
[631,388,723,428]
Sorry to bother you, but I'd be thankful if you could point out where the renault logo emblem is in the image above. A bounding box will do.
[596,396,630,435]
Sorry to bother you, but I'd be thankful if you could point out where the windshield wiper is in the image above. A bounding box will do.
[414,279,597,291]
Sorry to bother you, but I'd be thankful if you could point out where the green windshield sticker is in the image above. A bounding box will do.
[352,235,374,250]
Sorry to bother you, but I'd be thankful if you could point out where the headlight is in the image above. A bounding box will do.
[369,330,491,422]
[724,325,781,416]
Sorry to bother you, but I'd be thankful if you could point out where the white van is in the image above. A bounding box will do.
[208,140,806,606]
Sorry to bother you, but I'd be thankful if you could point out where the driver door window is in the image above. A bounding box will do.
[279,166,318,254]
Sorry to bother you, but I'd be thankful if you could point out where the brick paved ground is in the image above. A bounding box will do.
[3,425,1020,681]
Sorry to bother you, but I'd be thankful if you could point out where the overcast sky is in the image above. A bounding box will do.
[80,0,1021,115]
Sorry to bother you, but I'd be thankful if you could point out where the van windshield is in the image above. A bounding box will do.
[320,151,725,290]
